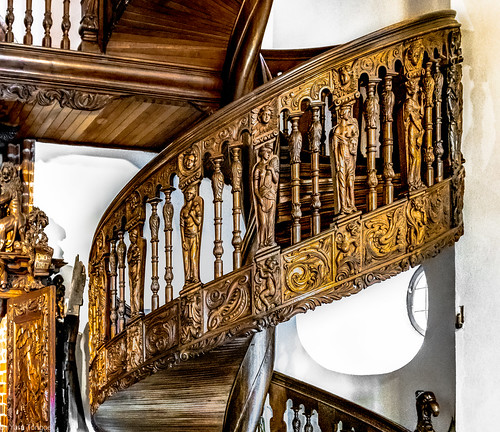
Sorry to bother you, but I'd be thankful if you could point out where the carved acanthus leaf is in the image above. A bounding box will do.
[279,71,332,113]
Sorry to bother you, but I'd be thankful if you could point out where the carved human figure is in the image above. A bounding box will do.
[415,390,440,432]
[330,104,359,215]
[403,78,425,190]
[127,228,143,316]
[256,257,279,310]
[252,143,279,248]
[447,64,463,170]
[255,105,273,137]
[180,186,204,284]
[0,162,25,251]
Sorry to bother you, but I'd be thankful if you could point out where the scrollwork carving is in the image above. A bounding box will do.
[180,291,202,345]
[127,323,143,371]
[178,146,203,190]
[279,71,332,113]
[335,221,361,281]
[332,64,359,106]
[205,272,251,331]
[145,303,178,359]
[407,195,428,249]
[107,336,126,381]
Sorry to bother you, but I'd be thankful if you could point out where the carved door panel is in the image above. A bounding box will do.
[7,286,56,432]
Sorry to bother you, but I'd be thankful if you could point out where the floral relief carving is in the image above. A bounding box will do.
[145,303,179,359]
[283,237,332,299]
[180,291,202,345]
[426,182,450,240]
[205,271,251,331]
[107,335,126,381]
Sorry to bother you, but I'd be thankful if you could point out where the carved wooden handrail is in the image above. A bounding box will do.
[88,10,464,417]
[268,372,411,432]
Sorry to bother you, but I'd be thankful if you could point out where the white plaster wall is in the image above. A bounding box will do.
[453,0,500,430]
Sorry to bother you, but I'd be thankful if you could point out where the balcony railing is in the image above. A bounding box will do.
[87,10,464,415]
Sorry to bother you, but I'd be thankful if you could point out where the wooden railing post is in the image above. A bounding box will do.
[148,197,161,311]
[117,229,126,332]
[422,62,436,187]
[23,0,33,45]
[230,147,243,270]
[109,237,118,337]
[61,0,71,49]
[5,0,15,42]
[289,114,302,244]
[433,59,445,183]
[365,78,381,211]
[381,73,396,204]
[162,186,174,303]
[211,156,224,278]
[309,103,322,236]
[127,222,146,319]
[42,0,53,47]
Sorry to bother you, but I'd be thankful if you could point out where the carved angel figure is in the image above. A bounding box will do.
[0,162,25,251]
[403,78,425,190]
[180,186,204,284]
[330,104,359,215]
[252,143,279,249]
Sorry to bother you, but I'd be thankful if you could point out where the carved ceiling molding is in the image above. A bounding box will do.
[0,84,116,111]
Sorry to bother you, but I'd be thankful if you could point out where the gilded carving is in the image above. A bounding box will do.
[180,291,202,345]
[145,303,178,359]
[381,76,395,123]
[254,256,280,313]
[415,391,440,432]
[206,272,251,331]
[332,64,359,106]
[407,195,428,249]
[279,71,332,113]
[107,335,126,381]
[452,167,465,228]
[356,46,402,77]
[127,227,144,317]
[330,104,359,215]
[127,322,143,371]
[283,237,332,299]
[364,206,407,266]
[251,101,279,145]
[253,142,279,249]
[125,190,144,228]
[0,162,25,252]
[426,183,450,239]
[335,221,361,281]
[178,146,203,190]
[180,185,203,284]
[447,63,464,172]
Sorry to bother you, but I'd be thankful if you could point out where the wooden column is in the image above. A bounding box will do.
[148,197,161,311]
[365,79,381,211]
[211,156,224,278]
[230,147,243,270]
[109,238,118,337]
[5,0,15,43]
[433,59,445,182]
[289,114,302,244]
[61,0,71,49]
[423,61,436,187]
[23,0,33,45]
[381,73,396,205]
[309,103,322,235]
[42,0,52,47]
[162,187,174,303]
[117,230,126,332]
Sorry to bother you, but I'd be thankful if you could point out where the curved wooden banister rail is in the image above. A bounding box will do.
[88,10,465,419]
[268,372,411,432]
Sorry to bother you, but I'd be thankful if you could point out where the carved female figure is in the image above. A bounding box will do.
[252,143,279,248]
[0,162,25,251]
[127,228,143,317]
[180,186,204,284]
[403,78,425,190]
[330,104,359,215]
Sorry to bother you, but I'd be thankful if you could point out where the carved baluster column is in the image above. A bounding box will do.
[117,230,127,332]
[309,103,322,235]
[304,410,313,432]
[42,0,53,47]
[292,405,302,432]
[320,97,327,155]
[162,187,174,303]
[60,0,71,49]
[109,237,118,337]
[289,114,303,244]
[5,0,15,43]
[365,79,381,211]
[282,110,290,138]
[230,147,243,270]
[433,59,444,182]
[79,0,100,52]
[148,197,161,311]
[127,222,146,319]
[23,0,33,45]
[381,73,396,204]
[211,156,224,278]
[423,62,436,186]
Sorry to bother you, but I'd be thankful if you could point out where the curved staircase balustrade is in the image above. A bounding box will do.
[88,10,464,416]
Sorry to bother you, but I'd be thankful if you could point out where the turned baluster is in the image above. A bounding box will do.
[212,157,224,278]
[381,73,396,204]
[42,0,53,47]
[365,79,380,211]
[292,405,302,432]
[320,98,327,155]
[23,0,33,45]
[162,187,174,303]
[304,410,314,432]
[60,0,71,49]
[423,62,436,187]
[5,0,14,43]
[149,197,161,311]
[117,230,127,332]
[109,238,118,337]
[230,147,243,270]
[433,59,445,182]
[309,103,322,235]
[289,114,303,244]
[282,110,290,138]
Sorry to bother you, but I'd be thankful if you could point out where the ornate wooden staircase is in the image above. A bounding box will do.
[83,10,465,432]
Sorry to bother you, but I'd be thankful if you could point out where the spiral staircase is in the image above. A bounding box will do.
[0,2,464,431]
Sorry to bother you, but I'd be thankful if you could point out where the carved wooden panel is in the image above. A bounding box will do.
[106,333,126,382]
[126,322,144,372]
[145,302,179,360]
[7,285,56,431]
[180,291,202,345]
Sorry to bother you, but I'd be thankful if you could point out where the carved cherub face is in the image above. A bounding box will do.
[339,66,352,86]
[258,106,272,125]
[408,43,423,67]
[183,152,196,171]
[1,164,14,183]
